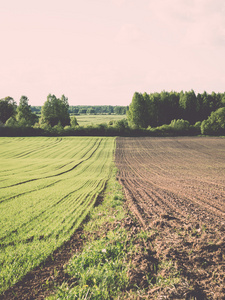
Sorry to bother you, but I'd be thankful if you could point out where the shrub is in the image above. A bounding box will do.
[201,107,225,135]
[169,119,190,131]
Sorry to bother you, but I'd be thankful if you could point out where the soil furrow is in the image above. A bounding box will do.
[115,137,225,299]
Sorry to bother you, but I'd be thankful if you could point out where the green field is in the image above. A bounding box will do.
[75,114,126,126]
[0,136,115,293]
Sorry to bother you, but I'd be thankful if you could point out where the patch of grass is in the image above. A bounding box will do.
[154,260,181,287]
[55,231,130,299]
[47,168,133,299]
[137,230,153,241]
[76,114,126,126]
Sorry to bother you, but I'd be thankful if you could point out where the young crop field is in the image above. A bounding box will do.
[116,137,225,299]
[0,136,115,294]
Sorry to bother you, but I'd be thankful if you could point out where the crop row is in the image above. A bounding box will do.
[0,137,115,293]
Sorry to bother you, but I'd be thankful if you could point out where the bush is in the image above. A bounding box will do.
[169,119,190,132]
[70,116,79,127]
[201,107,225,135]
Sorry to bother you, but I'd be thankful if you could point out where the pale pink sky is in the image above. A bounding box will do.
[1,0,225,106]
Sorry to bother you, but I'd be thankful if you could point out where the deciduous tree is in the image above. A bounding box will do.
[17,95,38,126]
[127,92,148,128]
[0,97,17,123]
[41,94,70,127]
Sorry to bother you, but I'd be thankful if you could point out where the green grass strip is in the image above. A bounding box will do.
[47,167,132,300]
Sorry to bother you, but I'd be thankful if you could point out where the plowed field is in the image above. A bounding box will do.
[116,137,225,299]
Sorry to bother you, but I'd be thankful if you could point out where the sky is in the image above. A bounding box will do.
[1,0,225,106]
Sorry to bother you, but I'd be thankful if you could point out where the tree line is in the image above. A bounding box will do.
[128,90,225,127]
[0,94,130,136]
[69,105,128,115]
[0,94,128,128]
[0,91,225,136]
[31,105,128,115]
[127,90,225,135]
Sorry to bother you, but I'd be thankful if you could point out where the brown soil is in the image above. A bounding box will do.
[115,137,225,300]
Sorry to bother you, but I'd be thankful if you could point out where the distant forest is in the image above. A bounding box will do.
[31,105,128,115]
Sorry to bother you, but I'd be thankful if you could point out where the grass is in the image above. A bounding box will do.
[47,167,132,299]
[0,136,115,294]
[75,114,126,126]
[54,232,130,299]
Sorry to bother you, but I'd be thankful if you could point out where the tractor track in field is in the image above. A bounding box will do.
[115,137,225,299]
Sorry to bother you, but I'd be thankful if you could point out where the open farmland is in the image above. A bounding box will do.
[75,114,126,126]
[0,136,115,294]
[116,137,225,299]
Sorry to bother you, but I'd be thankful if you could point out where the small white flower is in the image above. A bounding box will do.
[102,249,106,253]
